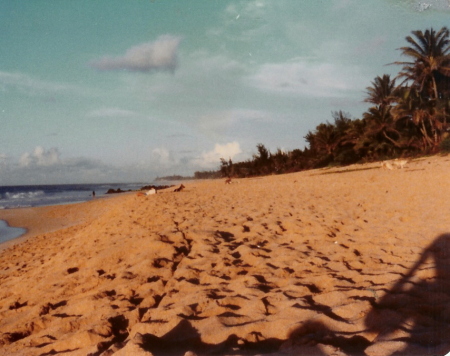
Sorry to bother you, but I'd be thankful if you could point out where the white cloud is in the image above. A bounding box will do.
[387,0,450,12]
[0,146,157,185]
[19,146,61,167]
[248,60,366,97]
[190,51,244,74]
[151,147,180,168]
[193,142,242,168]
[120,50,249,124]
[413,0,450,11]
[90,35,182,72]
[87,107,138,118]
[217,0,275,42]
[0,71,77,96]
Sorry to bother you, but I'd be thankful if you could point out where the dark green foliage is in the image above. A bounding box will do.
[220,158,234,177]
[194,27,450,179]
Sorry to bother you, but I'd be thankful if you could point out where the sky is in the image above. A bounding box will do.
[1,0,450,185]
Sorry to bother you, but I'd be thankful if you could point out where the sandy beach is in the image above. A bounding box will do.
[1,156,450,356]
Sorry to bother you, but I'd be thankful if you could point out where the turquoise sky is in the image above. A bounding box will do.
[1,0,449,184]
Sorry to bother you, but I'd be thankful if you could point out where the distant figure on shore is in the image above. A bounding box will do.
[174,184,185,192]
[92,191,96,198]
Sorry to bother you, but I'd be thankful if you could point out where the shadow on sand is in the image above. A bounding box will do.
[96,234,450,356]
[363,233,450,355]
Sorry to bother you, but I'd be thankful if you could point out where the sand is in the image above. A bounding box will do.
[0,156,450,356]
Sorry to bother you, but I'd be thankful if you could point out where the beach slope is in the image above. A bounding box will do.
[1,157,450,355]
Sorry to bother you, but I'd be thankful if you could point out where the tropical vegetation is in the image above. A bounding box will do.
[195,27,450,179]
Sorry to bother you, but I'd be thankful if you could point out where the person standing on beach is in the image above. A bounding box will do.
[92,191,96,198]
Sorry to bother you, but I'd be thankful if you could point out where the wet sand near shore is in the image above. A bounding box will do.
[0,157,450,355]
[0,194,129,251]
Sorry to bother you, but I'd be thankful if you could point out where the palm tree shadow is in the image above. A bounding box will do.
[365,233,450,355]
[127,319,285,356]
[287,233,450,356]
[117,317,369,356]
[286,320,370,355]
[116,318,333,356]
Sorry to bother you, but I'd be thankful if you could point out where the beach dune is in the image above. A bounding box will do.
[1,156,450,356]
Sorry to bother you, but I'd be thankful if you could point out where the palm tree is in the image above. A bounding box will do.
[252,144,272,175]
[394,27,450,100]
[393,27,450,148]
[305,123,339,157]
[392,87,436,148]
[363,105,402,150]
[365,74,398,107]
[332,110,352,134]
[271,148,289,173]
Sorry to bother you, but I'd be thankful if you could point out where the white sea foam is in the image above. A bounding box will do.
[0,183,151,209]
[5,190,45,200]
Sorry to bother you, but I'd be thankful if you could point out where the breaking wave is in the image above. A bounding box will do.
[4,190,45,200]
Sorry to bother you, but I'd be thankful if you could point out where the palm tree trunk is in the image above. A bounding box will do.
[428,116,440,147]
[443,107,447,130]
[432,75,439,101]
[382,131,402,148]
[420,120,434,147]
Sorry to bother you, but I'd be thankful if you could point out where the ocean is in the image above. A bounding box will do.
[0,220,26,244]
[0,182,152,242]
[0,183,151,209]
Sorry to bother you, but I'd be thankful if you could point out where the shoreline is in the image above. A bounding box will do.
[0,201,87,251]
[0,183,183,250]
[0,193,132,251]
[0,158,449,355]
[0,219,26,244]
